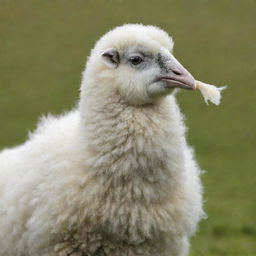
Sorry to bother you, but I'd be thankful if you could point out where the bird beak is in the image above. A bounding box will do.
[159,55,196,90]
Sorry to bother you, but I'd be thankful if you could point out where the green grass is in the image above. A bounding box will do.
[0,1,255,255]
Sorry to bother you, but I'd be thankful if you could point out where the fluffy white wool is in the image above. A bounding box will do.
[0,24,205,256]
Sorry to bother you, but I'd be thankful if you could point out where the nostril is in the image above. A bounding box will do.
[172,69,182,76]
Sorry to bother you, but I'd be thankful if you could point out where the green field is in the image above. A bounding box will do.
[0,1,255,255]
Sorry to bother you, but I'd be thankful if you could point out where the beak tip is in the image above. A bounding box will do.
[187,76,196,90]
[192,81,197,90]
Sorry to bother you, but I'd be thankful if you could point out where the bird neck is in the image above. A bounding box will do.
[79,82,186,182]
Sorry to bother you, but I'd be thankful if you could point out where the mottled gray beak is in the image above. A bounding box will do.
[159,55,196,90]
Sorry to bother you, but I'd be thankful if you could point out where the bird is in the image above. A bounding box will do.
[0,24,205,256]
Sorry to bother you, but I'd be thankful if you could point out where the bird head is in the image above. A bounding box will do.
[83,24,195,105]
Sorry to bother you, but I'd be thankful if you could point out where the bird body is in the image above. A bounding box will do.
[0,24,205,256]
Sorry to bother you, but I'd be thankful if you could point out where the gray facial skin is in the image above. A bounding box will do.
[122,47,195,90]
[123,48,155,70]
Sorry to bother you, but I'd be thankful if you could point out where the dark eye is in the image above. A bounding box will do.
[129,56,143,65]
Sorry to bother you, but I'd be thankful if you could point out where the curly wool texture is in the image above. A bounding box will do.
[0,24,205,256]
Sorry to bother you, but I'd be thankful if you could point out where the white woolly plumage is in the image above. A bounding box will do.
[195,80,227,105]
[0,24,205,256]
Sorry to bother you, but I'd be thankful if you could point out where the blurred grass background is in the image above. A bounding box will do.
[0,0,255,255]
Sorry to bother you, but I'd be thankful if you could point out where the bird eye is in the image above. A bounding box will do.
[129,56,143,65]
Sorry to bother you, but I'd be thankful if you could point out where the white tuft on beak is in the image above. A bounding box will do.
[195,80,227,105]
